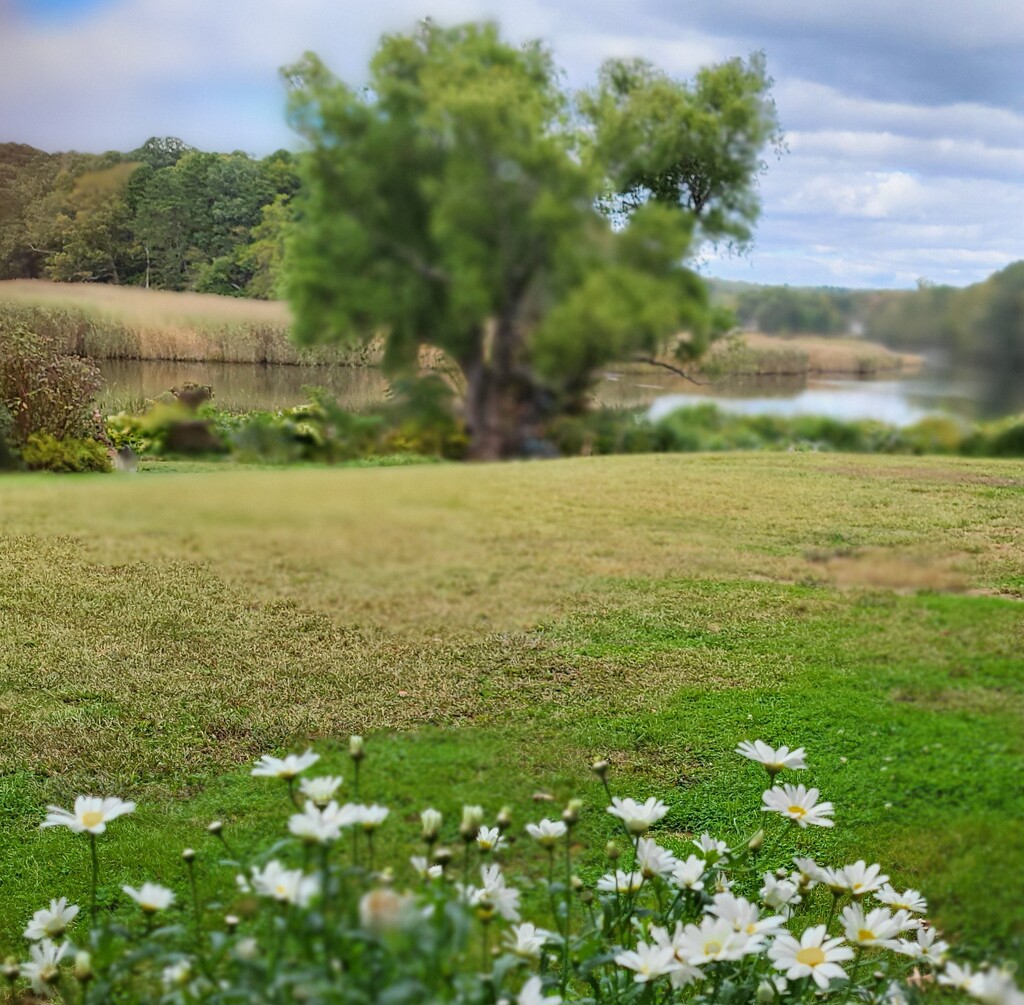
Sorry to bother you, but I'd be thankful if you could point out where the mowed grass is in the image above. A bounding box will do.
[0,454,1022,963]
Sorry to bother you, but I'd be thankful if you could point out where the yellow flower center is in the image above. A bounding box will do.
[796,947,826,967]
[80,810,104,829]
[275,884,289,897]
[703,940,722,956]
[787,805,807,817]
[858,929,876,942]
[746,923,758,935]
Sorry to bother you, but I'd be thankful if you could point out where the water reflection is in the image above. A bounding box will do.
[97,356,1024,424]
[97,359,389,413]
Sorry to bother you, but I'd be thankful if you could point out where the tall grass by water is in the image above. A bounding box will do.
[0,281,374,366]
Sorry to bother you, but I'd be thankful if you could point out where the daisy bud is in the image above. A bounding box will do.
[591,759,610,780]
[563,799,583,826]
[4,962,20,983]
[74,952,93,984]
[225,914,240,933]
[570,875,584,891]
[459,805,485,841]
[207,820,223,836]
[182,847,196,863]
[420,808,442,842]
[747,829,765,851]
[348,735,365,761]
[432,846,453,867]
[757,980,776,1004]
[605,841,620,861]
[579,888,594,905]
[495,807,513,832]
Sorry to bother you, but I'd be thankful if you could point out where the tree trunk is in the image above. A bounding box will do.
[461,316,549,460]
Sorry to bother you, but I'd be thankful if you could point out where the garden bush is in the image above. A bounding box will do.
[20,432,112,473]
[14,738,1022,1004]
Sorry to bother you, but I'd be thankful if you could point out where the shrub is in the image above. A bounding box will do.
[21,432,112,473]
[0,323,105,446]
[16,738,1022,1004]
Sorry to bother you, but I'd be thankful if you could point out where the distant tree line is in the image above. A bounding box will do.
[0,137,298,297]
[718,266,1024,367]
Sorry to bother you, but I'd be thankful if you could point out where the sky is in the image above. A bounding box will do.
[2,0,1022,289]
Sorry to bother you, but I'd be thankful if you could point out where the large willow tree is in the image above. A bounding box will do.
[284,21,780,459]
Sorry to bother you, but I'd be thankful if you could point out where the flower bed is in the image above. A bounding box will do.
[16,739,1022,1004]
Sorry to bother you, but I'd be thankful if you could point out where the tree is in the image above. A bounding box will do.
[284,21,779,458]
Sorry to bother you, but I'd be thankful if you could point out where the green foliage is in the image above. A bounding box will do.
[580,52,782,248]
[20,432,111,472]
[0,322,104,445]
[284,21,777,457]
[734,285,852,334]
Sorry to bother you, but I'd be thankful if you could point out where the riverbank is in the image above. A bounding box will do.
[1,281,918,378]
[0,454,1021,960]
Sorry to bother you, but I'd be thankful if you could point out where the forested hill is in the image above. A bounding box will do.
[0,137,296,297]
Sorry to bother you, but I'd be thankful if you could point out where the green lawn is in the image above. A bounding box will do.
[0,454,1021,964]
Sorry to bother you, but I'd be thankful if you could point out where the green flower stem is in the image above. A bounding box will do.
[88,833,99,922]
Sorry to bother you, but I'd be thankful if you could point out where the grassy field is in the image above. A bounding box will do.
[1,454,1022,964]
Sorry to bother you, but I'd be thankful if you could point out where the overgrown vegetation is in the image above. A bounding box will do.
[0,322,112,471]
[0,284,367,364]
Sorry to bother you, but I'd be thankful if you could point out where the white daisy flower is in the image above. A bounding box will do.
[967,967,1024,1005]
[24,898,80,941]
[840,860,889,897]
[939,961,979,992]
[525,818,567,848]
[791,856,825,889]
[123,883,175,913]
[876,885,927,914]
[768,925,854,989]
[479,864,521,921]
[518,975,562,1005]
[675,916,759,964]
[648,924,704,987]
[410,856,443,880]
[615,941,682,982]
[671,855,707,891]
[351,804,389,832]
[476,826,505,853]
[760,872,801,914]
[607,796,669,835]
[761,784,834,828]
[596,870,644,895]
[21,939,69,993]
[708,892,786,937]
[840,903,906,949]
[736,740,807,775]
[289,801,342,844]
[41,796,135,835]
[504,922,552,959]
[636,837,677,879]
[693,833,730,859]
[894,925,950,963]
[251,749,319,780]
[298,775,343,807]
[249,860,319,907]
[420,808,443,840]
[161,960,192,989]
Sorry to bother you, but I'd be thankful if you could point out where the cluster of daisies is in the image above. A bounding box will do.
[17,738,1023,1005]
[603,740,1021,1002]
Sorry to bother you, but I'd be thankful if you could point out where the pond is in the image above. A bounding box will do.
[97,354,1024,425]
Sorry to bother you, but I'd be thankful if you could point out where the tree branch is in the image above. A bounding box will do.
[631,355,709,385]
